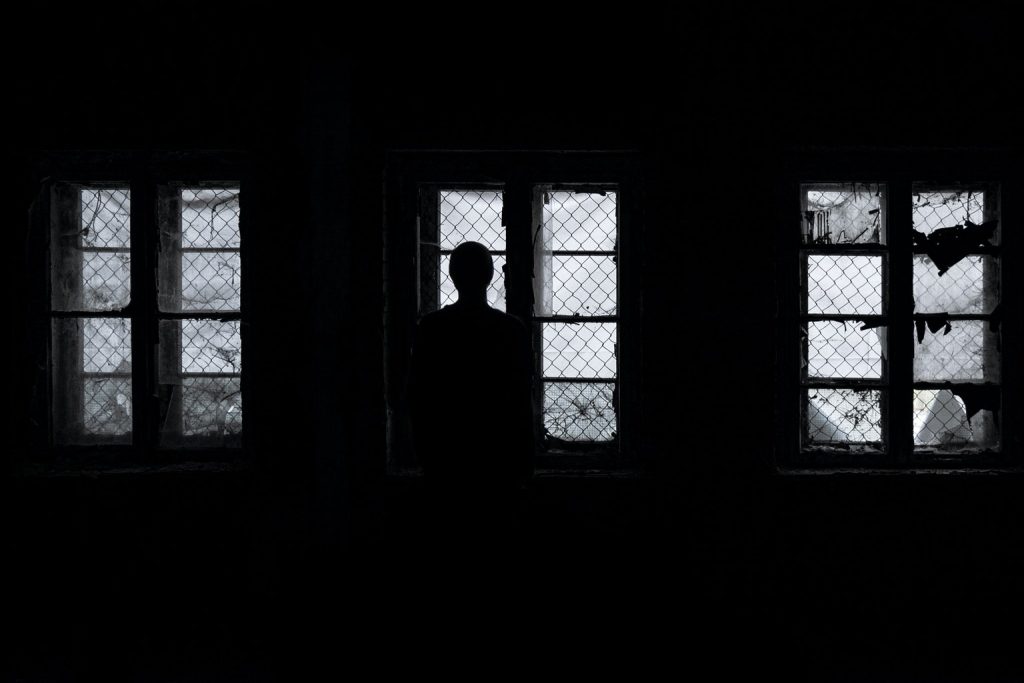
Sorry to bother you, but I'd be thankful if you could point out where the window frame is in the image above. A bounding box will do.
[29,151,248,466]
[777,150,1022,471]
[384,150,643,473]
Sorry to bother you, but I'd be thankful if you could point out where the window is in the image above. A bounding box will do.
[39,164,244,459]
[789,179,1009,468]
[385,152,640,470]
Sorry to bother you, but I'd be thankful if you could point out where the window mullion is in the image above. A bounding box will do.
[887,179,914,463]
[130,175,157,457]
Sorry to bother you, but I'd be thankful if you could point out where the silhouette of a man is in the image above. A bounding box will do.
[409,241,534,501]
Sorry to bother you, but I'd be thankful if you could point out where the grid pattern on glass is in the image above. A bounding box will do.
[806,389,882,444]
[543,323,616,379]
[913,321,995,382]
[439,253,506,312]
[913,191,984,235]
[913,389,997,449]
[807,255,883,314]
[544,382,616,442]
[180,320,242,374]
[81,188,131,248]
[544,192,617,251]
[913,255,992,314]
[806,321,884,379]
[183,377,242,437]
[439,191,504,250]
[182,188,240,248]
[803,184,883,245]
[180,252,241,311]
[53,317,132,438]
[84,377,132,436]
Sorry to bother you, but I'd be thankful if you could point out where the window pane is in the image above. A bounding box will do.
[439,253,506,311]
[913,320,997,382]
[543,191,617,251]
[181,188,240,248]
[913,389,998,450]
[807,255,882,314]
[439,190,504,250]
[52,317,132,444]
[806,321,884,379]
[805,389,882,445]
[913,255,996,314]
[543,322,616,379]
[913,190,985,236]
[179,320,242,374]
[182,377,242,438]
[802,183,884,245]
[544,382,616,442]
[81,188,131,248]
[537,255,616,316]
[52,187,131,311]
[178,252,241,312]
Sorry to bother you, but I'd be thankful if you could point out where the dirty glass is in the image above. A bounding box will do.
[806,321,884,379]
[805,389,882,445]
[802,183,884,244]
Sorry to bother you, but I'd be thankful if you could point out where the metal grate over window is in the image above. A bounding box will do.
[429,190,506,312]
[798,182,1002,458]
[536,190,618,444]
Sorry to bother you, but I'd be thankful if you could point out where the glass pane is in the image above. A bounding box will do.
[913,389,998,450]
[913,255,996,314]
[807,255,882,314]
[544,382,616,442]
[802,183,884,245]
[84,377,132,436]
[543,191,617,251]
[177,252,242,312]
[82,318,132,373]
[182,377,242,437]
[913,320,997,381]
[81,188,131,248]
[543,322,616,379]
[438,190,504,250]
[177,320,242,374]
[180,188,240,248]
[806,321,884,379]
[538,255,616,316]
[439,253,506,312]
[912,190,985,236]
[805,389,882,445]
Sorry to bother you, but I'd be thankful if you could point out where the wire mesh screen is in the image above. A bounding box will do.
[913,255,993,314]
[912,191,985,235]
[544,382,616,442]
[803,184,884,245]
[538,190,618,445]
[160,187,241,312]
[805,321,884,379]
[913,389,998,449]
[805,389,882,445]
[434,190,506,311]
[806,255,883,314]
[913,320,996,382]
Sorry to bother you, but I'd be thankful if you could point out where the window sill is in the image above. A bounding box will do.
[777,465,1024,477]
[17,459,249,479]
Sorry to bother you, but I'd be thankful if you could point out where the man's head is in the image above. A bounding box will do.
[449,241,493,296]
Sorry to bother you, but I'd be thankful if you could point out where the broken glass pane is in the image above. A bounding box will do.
[84,377,132,436]
[913,320,997,381]
[913,389,998,450]
[439,253,506,311]
[912,190,985,236]
[802,184,884,245]
[543,191,617,252]
[81,188,131,249]
[439,190,504,250]
[168,320,242,375]
[180,188,240,249]
[536,255,617,316]
[913,255,995,314]
[805,389,882,445]
[544,382,616,442]
[182,377,242,437]
[806,255,882,314]
[543,322,617,379]
[81,318,132,373]
[806,321,884,379]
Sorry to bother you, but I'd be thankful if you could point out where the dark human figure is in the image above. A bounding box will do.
[408,242,534,546]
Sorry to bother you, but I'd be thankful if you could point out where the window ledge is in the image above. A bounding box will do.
[17,460,249,479]
[777,466,1024,476]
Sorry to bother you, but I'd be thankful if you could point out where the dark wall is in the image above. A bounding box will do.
[8,6,1023,680]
